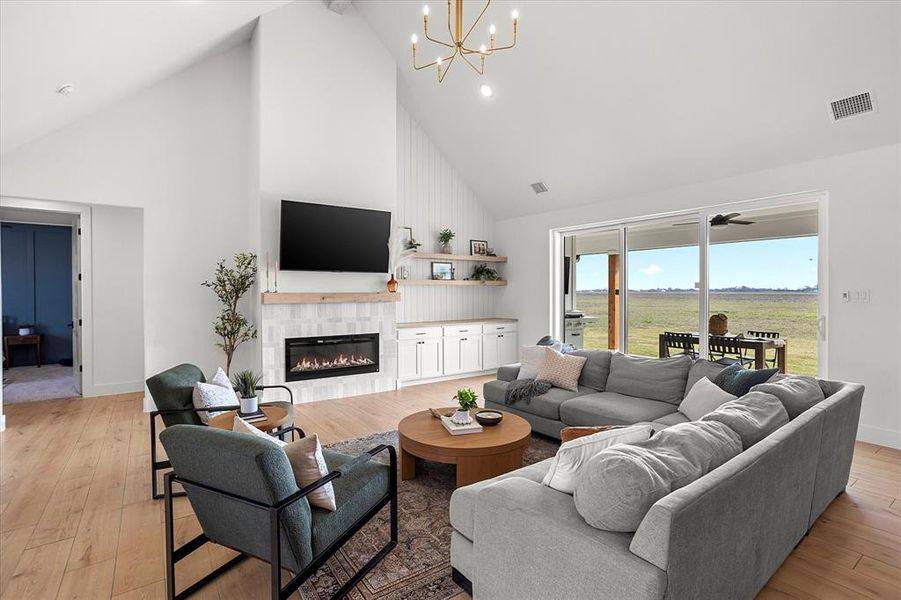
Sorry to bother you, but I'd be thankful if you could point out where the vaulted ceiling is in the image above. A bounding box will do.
[0,0,291,154]
[358,1,900,217]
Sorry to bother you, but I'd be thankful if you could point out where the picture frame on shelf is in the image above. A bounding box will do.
[470,239,489,256]
[401,226,421,251]
[431,261,453,280]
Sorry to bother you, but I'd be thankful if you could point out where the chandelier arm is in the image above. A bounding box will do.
[438,52,457,82]
[461,0,492,45]
[424,31,456,49]
[413,49,457,71]
[459,51,484,75]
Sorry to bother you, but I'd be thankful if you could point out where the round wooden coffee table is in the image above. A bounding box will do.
[208,403,293,434]
[397,409,532,488]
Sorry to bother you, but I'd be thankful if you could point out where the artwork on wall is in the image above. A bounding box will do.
[431,261,453,280]
[470,239,488,256]
[401,226,422,251]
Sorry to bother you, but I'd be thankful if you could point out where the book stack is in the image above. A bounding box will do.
[238,408,267,423]
[440,415,483,436]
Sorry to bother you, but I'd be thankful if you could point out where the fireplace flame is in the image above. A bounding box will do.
[290,353,375,373]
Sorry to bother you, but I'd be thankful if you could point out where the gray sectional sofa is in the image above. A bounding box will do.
[484,350,725,438]
[453,351,865,599]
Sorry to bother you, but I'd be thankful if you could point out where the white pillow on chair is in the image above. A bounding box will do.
[192,372,237,424]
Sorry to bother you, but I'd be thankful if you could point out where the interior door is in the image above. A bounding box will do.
[71,218,82,393]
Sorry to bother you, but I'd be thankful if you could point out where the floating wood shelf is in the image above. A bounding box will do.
[397,279,507,287]
[261,292,401,304]
[410,252,507,263]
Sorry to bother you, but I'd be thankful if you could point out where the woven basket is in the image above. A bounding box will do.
[709,313,729,336]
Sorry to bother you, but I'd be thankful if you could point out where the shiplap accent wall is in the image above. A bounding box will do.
[396,104,499,323]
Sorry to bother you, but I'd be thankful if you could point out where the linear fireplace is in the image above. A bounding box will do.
[285,333,380,382]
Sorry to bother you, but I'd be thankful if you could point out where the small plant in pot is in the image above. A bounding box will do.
[452,387,479,424]
[232,370,263,415]
[438,228,455,254]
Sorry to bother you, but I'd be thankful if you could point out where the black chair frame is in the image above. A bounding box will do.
[164,444,398,600]
[151,384,299,499]
[709,335,755,368]
[746,330,781,368]
[662,332,699,359]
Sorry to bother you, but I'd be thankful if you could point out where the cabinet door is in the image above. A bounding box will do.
[498,332,519,365]
[419,338,443,379]
[443,337,462,375]
[482,334,501,370]
[460,337,483,373]
[398,340,420,381]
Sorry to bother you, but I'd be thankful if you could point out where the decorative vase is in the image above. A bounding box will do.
[441,243,453,255]
[240,396,259,414]
[709,313,729,336]
[387,275,398,293]
[451,409,472,425]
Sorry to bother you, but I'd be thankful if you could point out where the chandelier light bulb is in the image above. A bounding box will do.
[489,24,496,35]
[436,56,442,65]
[511,9,519,20]
[411,34,418,45]
[480,44,487,54]
[423,5,430,16]
[480,84,493,97]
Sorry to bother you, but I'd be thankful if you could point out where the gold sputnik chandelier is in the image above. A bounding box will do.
[410,0,519,83]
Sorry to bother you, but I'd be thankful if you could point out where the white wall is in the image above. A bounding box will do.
[0,44,256,381]
[254,1,397,293]
[496,143,901,448]
[396,104,498,323]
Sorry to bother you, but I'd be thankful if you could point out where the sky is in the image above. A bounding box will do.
[576,236,818,291]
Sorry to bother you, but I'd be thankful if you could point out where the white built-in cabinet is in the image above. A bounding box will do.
[397,320,517,383]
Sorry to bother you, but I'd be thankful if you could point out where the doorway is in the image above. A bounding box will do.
[1,209,82,402]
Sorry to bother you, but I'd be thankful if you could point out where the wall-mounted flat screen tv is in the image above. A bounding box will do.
[279,200,391,273]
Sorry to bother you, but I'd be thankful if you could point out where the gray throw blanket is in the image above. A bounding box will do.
[505,379,552,405]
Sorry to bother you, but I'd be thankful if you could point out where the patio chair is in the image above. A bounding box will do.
[662,332,699,359]
[160,425,397,600]
[747,330,781,368]
[146,363,301,500]
[709,335,755,368]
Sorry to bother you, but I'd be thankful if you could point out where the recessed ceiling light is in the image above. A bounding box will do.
[480,84,493,97]
[56,83,74,96]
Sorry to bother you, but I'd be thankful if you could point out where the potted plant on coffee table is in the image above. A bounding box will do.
[232,370,263,415]
[452,387,479,424]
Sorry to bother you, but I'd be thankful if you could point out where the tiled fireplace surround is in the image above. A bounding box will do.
[261,301,397,403]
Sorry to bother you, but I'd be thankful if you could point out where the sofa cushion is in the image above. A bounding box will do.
[483,379,509,405]
[559,392,677,426]
[450,458,554,541]
[542,424,653,494]
[750,376,826,419]
[700,391,789,449]
[714,364,779,396]
[496,364,520,382]
[537,348,588,392]
[605,353,692,404]
[571,349,613,391]
[574,421,742,532]
[684,359,728,396]
[678,376,737,421]
[652,412,690,427]
[507,385,596,421]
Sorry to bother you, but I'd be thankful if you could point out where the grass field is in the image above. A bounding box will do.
[575,291,818,375]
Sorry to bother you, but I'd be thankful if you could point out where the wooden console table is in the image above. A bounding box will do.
[4,334,42,368]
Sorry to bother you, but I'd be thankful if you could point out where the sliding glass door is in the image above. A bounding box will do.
[564,229,621,351]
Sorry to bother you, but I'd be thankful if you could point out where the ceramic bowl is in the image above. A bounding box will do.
[475,410,504,426]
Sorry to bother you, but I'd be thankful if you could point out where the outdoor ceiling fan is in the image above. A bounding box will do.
[672,213,756,227]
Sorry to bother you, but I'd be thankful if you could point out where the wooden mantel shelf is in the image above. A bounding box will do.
[397,279,507,287]
[410,252,507,263]
[261,292,401,305]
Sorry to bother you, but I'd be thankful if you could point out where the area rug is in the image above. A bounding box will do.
[301,431,559,600]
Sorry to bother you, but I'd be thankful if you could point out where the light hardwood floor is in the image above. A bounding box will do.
[1,376,899,600]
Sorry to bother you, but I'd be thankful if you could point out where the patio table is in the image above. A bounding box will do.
[658,333,786,373]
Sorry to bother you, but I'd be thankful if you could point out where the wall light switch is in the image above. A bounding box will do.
[843,289,870,303]
[841,291,850,302]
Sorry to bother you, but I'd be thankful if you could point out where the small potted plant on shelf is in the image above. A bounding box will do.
[438,228,455,254]
[452,387,479,424]
[232,370,263,415]
[471,263,500,281]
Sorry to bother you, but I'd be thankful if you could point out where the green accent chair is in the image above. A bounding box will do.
[146,363,300,499]
[160,425,397,600]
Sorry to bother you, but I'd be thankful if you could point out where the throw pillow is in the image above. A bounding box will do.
[678,376,737,421]
[232,415,286,446]
[699,391,788,449]
[750,376,825,419]
[574,421,742,532]
[560,425,616,443]
[714,365,779,397]
[542,424,653,494]
[283,434,337,511]
[518,345,548,380]
[535,347,588,391]
[209,367,232,390]
[193,381,237,424]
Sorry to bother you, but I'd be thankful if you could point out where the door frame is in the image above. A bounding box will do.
[549,189,829,377]
[0,197,95,395]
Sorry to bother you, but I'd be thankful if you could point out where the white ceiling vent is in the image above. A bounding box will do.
[530,182,549,194]
[829,91,875,121]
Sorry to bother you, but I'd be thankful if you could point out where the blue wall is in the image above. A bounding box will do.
[1,222,73,366]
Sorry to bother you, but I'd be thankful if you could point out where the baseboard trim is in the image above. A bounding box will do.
[857,424,901,450]
[86,380,144,397]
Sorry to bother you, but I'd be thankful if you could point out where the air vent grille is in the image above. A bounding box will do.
[530,182,549,194]
[830,92,874,121]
